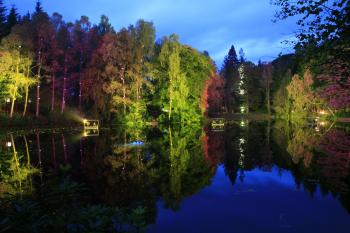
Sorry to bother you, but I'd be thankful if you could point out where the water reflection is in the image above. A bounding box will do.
[0,133,38,197]
[0,121,349,232]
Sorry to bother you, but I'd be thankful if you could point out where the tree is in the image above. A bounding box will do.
[262,62,273,115]
[273,0,350,65]
[273,0,349,43]
[6,5,18,35]
[205,73,225,116]
[317,63,350,110]
[0,44,35,118]
[21,56,35,116]
[30,6,54,117]
[221,45,240,113]
[159,34,182,121]
[56,22,74,113]
[238,61,263,113]
[287,69,318,122]
[97,15,114,36]
[127,20,155,124]
[73,16,91,111]
[0,0,7,39]
[35,0,43,14]
[239,48,245,63]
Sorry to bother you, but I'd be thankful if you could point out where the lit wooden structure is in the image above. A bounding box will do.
[83,128,99,137]
[211,118,225,131]
[83,119,99,130]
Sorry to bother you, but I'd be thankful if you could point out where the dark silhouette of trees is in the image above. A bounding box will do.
[5,5,18,35]
[0,0,6,39]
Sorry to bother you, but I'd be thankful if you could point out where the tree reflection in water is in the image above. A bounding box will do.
[0,122,349,231]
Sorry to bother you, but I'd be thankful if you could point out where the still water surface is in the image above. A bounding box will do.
[1,121,350,232]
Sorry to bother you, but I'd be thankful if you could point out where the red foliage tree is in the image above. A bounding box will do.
[204,73,225,116]
[317,64,350,110]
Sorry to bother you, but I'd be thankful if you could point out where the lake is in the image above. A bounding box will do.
[1,120,350,233]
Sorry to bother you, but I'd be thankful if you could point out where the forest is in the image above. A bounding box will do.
[0,0,349,127]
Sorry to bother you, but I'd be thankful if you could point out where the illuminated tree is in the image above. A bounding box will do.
[73,16,91,111]
[262,62,273,115]
[159,34,182,120]
[56,22,74,113]
[287,69,319,121]
[204,73,225,116]
[30,6,54,117]
[0,41,35,118]
[317,63,350,110]
[128,20,155,124]
[221,45,240,112]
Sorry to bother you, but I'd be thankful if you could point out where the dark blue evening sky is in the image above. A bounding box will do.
[5,0,298,66]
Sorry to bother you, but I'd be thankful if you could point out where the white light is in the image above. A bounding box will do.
[6,98,10,103]
[6,142,12,147]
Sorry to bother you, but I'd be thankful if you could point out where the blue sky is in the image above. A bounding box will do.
[5,0,298,66]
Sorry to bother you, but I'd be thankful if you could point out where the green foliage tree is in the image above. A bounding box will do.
[286,69,320,123]
[273,0,350,67]
[0,37,35,118]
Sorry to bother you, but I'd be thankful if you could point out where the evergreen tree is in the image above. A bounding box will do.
[21,12,31,23]
[239,48,245,63]
[6,5,18,35]
[35,0,43,14]
[221,45,239,112]
[0,0,7,39]
[97,15,114,36]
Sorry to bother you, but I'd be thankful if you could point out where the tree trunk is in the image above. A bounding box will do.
[23,63,30,117]
[79,72,82,111]
[61,60,67,113]
[22,86,29,117]
[10,88,17,118]
[52,135,57,169]
[23,135,30,166]
[121,69,126,114]
[266,84,270,115]
[62,133,68,163]
[51,72,55,112]
[36,132,43,185]
[168,79,172,120]
[78,53,83,111]
[36,49,42,118]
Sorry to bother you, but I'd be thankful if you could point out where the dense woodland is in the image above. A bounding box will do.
[0,1,214,127]
[0,0,349,127]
